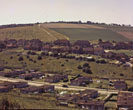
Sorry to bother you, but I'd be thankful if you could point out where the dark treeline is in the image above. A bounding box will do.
[0,23,35,29]
[49,21,132,27]
[0,21,132,29]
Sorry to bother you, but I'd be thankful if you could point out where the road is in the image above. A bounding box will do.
[0,76,118,95]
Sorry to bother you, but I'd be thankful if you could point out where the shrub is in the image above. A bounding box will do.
[83,68,92,74]
[83,63,89,67]
[31,51,36,55]
[18,56,23,61]
[10,56,13,59]
[29,58,33,62]
[37,56,42,60]
[77,65,82,69]
[26,55,30,59]
[33,60,37,63]
[61,64,64,67]
[41,52,45,56]
[120,73,124,76]
[27,51,31,54]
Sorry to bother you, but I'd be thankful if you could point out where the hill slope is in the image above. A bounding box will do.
[52,28,129,42]
[0,25,68,42]
[0,23,132,42]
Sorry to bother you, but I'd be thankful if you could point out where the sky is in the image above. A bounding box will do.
[0,0,133,25]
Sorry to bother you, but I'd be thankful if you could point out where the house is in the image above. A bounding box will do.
[54,39,70,46]
[94,46,105,56]
[20,86,44,94]
[74,40,90,48]
[114,53,129,63]
[0,41,6,49]
[3,70,25,78]
[117,91,133,110]
[19,74,33,80]
[24,39,43,51]
[19,72,44,80]
[12,82,29,88]
[0,86,11,93]
[17,39,27,46]
[20,85,54,94]
[103,52,116,59]
[4,72,20,78]
[51,46,70,53]
[6,39,18,48]
[113,81,127,91]
[82,47,94,54]
[114,42,130,50]
[0,67,4,71]
[45,74,68,83]
[79,89,98,99]
[0,82,14,89]
[57,94,78,106]
[98,41,113,49]
[43,85,55,93]
[42,44,51,52]
[76,100,105,110]
[70,77,92,86]
[71,45,82,54]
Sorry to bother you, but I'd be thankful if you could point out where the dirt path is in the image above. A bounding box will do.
[0,76,118,95]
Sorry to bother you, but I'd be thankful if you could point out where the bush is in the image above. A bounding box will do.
[31,51,36,55]
[10,56,13,59]
[33,60,37,63]
[37,56,42,60]
[41,52,45,56]
[61,64,64,67]
[83,63,89,68]
[83,68,92,74]
[26,55,30,59]
[77,65,82,69]
[120,73,124,76]
[27,51,31,54]
[85,69,92,74]
[29,58,33,62]
[18,56,23,61]
[63,79,68,82]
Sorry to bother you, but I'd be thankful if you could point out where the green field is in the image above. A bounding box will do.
[0,48,133,79]
[0,23,133,42]
[52,28,129,42]
[0,25,68,42]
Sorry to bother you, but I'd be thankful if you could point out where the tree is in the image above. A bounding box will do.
[98,39,102,43]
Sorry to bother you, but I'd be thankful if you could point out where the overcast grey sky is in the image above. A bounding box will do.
[0,0,133,25]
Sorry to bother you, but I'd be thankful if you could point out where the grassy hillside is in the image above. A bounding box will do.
[0,23,132,42]
[41,23,104,29]
[94,24,133,40]
[52,28,129,42]
[0,48,133,79]
[0,25,68,42]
